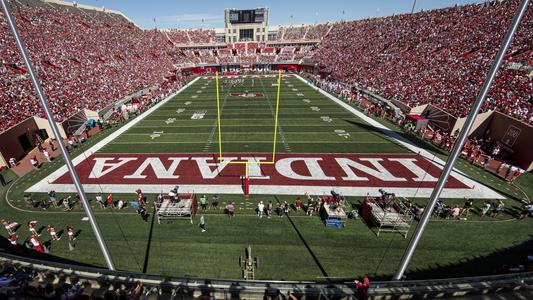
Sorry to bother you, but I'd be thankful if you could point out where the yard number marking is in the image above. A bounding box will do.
[191,110,206,120]
[334,129,350,139]
[321,116,332,123]
[310,106,320,112]
[165,118,176,124]
[150,131,164,139]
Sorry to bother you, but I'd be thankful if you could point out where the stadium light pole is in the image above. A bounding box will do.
[1,0,116,271]
[393,0,529,281]
[410,0,417,14]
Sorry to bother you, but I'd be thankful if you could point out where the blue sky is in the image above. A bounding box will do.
[76,0,487,29]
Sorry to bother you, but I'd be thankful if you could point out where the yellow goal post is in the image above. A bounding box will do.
[215,70,283,177]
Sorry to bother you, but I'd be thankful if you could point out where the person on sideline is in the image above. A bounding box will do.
[199,215,206,232]
[257,201,265,218]
[46,225,60,241]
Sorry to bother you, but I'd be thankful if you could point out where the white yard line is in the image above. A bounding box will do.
[145,117,343,121]
[26,78,201,193]
[259,76,291,152]
[204,81,233,152]
[29,183,503,199]
[122,132,373,136]
[110,141,392,144]
[134,124,359,128]
[185,112,345,115]
[295,74,503,199]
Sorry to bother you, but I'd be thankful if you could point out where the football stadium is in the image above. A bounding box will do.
[0,0,532,298]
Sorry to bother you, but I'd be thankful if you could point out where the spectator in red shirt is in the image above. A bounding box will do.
[294,197,302,211]
[354,277,370,299]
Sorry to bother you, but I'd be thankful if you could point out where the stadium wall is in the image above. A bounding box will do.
[34,116,67,140]
[410,104,428,115]
[0,118,40,165]
[0,117,66,167]
[0,152,7,168]
[421,104,458,132]
[452,110,493,136]
[353,85,403,115]
[471,112,533,171]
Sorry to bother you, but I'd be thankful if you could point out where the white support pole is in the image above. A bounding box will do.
[1,0,116,270]
[393,0,529,281]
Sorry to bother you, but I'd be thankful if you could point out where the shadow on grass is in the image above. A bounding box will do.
[0,235,98,268]
[367,234,533,281]
[142,206,156,273]
[274,196,329,278]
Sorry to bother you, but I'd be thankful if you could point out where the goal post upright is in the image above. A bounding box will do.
[271,69,282,163]
[215,71,223,160]
[215,70,283,196]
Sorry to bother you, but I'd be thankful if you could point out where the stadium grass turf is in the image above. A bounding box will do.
[101,77,406,154]
[1,75,531,281]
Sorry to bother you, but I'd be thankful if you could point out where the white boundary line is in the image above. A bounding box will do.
[294,75,503,199]
[33,183,499,199]
[26,77,201,193]
[110,141,391,144]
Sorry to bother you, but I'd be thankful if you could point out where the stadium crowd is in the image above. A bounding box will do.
[313,0,533,124]
[167,28,216,44]
[0,0,178,132]
[277,23,331,41]
[1,0,531,134]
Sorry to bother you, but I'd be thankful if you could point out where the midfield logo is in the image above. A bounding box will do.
[230,92,264,98]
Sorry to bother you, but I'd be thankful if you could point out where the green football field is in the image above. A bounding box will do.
[101,75,406,155]
[1,75,532,281]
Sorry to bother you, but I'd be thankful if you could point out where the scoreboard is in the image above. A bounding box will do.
[228,8,265,24]
[224,7,268,43]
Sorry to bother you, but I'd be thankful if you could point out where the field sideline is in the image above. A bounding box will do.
[1,74,531,281]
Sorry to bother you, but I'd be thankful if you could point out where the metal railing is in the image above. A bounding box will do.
[0,253,531,299]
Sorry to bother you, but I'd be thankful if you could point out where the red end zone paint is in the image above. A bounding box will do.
[53,153,469,189]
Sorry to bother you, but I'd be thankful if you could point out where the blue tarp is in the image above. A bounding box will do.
[86,119,96,128]
[325,219,343,229]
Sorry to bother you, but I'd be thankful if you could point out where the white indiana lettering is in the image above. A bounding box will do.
[336,158,406,181]
[275,158,335,180]
[89,157,137,179]
[388,158,438,182]
[124,157,188,179]
[241,157,270,179]
[192,157,237,179]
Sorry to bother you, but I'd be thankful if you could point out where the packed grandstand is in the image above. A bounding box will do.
[0,0,532,299]
[1,0,531,133]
